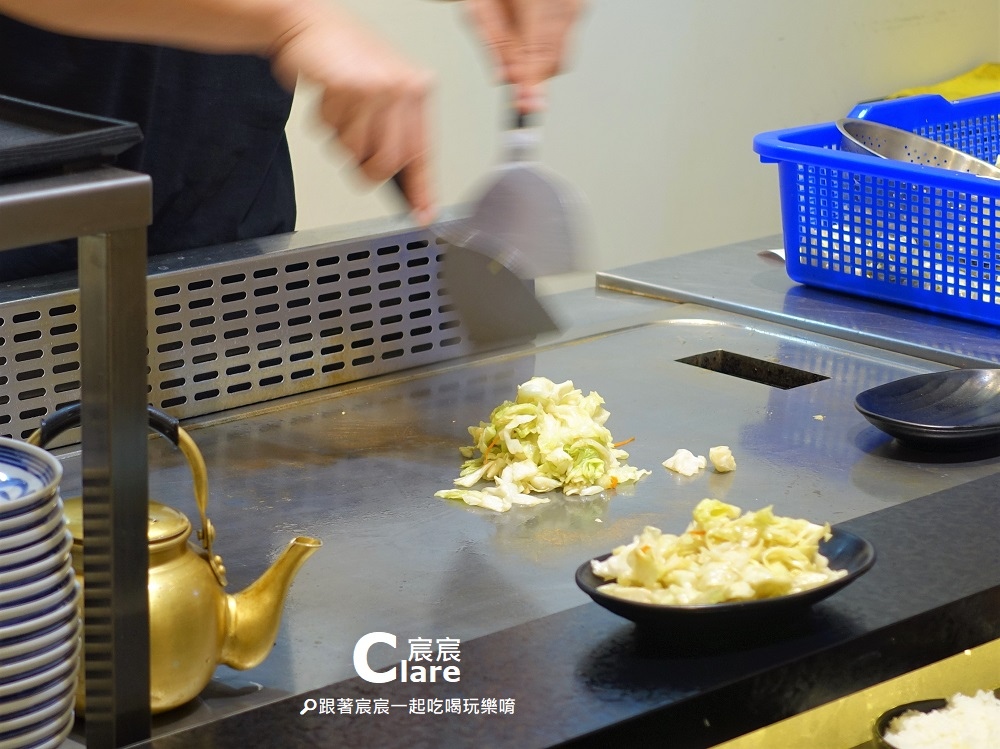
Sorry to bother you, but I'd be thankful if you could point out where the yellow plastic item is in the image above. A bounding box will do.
[889,62,1000,100]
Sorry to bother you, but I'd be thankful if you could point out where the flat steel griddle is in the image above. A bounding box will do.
[52,300,1000,744]
[596,236,1000,369]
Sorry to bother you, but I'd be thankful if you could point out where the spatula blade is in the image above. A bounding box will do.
[465,161,583,279]
[442,240,558,345]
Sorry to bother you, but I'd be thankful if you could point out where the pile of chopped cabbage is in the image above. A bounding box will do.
[434,377,651,513]
[591,498,845,605]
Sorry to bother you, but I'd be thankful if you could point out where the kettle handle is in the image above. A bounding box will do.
[29,402,180,448]
[26,403,228,587]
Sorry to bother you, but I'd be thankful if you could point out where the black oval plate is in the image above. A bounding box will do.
[872,689,1000,748]
[855,369,1000,450]
[575,528,875,629]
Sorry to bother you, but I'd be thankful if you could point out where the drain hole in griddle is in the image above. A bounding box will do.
[676,350,828,390]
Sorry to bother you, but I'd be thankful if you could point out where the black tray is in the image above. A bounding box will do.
[0,94,142,179]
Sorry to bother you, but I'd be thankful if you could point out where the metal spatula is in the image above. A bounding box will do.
[440,110,583,343]
[393,110,582,345]
[438,226,558,344]
[458,110,584,279]
[392,172,558,345]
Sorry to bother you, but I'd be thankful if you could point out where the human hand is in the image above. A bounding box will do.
[464,0,585,114]
[269,3,436,223]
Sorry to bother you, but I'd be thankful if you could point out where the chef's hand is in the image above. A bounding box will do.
[269,4,436,225]
[0,0,438,225]
[464,0,585,114]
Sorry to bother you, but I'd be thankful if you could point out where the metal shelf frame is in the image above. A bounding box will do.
[0,166,152,748]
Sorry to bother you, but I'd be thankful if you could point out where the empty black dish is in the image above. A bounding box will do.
[855,369,1000,450]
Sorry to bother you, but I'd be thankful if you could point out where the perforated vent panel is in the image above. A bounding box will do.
[0,227,476,442]
[0,302,81,439]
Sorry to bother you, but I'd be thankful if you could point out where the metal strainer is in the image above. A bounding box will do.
[837,118,1000,179]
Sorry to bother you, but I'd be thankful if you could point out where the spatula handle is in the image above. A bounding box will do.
[506,108,538,163]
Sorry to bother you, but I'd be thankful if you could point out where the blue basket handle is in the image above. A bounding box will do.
[850,93,957,123]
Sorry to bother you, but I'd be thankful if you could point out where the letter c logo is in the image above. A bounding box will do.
[354,632,397,683]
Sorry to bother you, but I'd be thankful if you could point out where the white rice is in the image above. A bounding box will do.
[883,690,1000,749]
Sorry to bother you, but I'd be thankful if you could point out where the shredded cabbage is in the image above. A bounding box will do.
[590,498,845,604]
[435,377,651,512]
[662,448,706,476]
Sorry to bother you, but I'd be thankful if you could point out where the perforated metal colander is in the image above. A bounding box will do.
[837,117,1000,178]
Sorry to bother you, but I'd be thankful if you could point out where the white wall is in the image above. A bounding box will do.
[287,0,1000,279]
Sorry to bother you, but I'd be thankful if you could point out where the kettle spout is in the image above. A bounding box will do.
[220,536,322,670]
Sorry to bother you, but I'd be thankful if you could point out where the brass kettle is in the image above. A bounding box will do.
[29,405,322,714]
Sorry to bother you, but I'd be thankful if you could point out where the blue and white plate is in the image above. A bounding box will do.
[0,574,76,627]
[0,683,76,747]
[0,493,60,539]
[0,526,69,574]
[0,580,78,643]
[0,511,64,558]
[0,534,71,592]
[0,639,80,700]
[0,441,61,519]
[0,675,74,722]
[0,631,78,683]
[0,557,72,609]
[0,612,77,664]
[0,685,74,739]
[16,704,75,749]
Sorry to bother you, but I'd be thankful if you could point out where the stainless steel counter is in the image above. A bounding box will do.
[48,288,1000,744]
[597,235,1000,368]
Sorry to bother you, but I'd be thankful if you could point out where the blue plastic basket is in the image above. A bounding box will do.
[753,92,1000,326]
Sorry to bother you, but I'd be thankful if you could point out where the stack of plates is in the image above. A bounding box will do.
[0,440,79,749]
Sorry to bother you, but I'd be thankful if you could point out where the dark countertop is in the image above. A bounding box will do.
[130,470,1000,749]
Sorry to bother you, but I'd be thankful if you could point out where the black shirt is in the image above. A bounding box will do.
[0,15,296,280]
